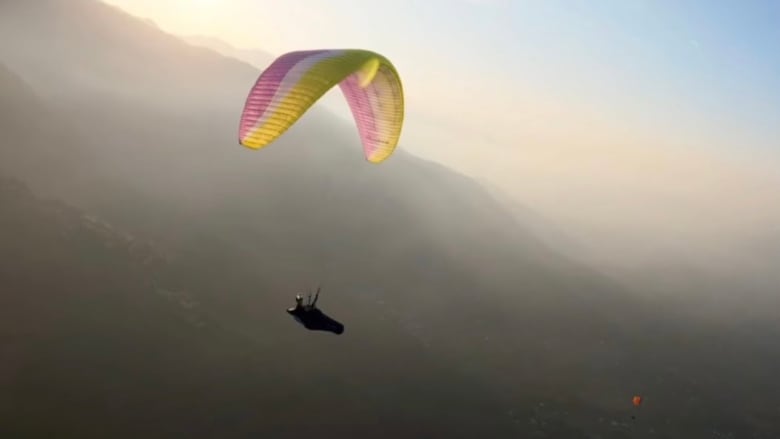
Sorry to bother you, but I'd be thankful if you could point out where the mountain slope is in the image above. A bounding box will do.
[0,177,536,438]
[182,34,274,69]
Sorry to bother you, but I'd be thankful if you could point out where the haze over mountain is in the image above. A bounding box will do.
[1,0,779,437]
[172,11,780,309]
[182,34,274,70]
[146,0,780,287]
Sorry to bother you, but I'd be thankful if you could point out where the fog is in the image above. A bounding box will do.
[403,55,779,287]
[172,11,780,295]
[1,0,779,438]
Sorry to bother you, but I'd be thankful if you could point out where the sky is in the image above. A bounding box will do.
[101,0,779,270]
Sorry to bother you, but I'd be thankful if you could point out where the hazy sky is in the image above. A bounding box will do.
[102,0,778,156]
[101,0,779,269]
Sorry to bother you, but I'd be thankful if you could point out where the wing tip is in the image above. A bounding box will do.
[239,138,264,150]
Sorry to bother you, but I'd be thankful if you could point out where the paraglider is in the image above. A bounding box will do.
[238,49,404,164]
[631,395,643,420]
[287,287,345,335]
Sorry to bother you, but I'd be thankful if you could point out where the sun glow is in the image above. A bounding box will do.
[192,0,221,9]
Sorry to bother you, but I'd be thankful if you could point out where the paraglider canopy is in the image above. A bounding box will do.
[238,48,405,164]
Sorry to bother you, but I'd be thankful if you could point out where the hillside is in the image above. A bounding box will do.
[182,34,275,69]
[1,0,779,437]
[0,177,538,438]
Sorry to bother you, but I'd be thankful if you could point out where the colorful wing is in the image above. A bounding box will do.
[238,49,404,164]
